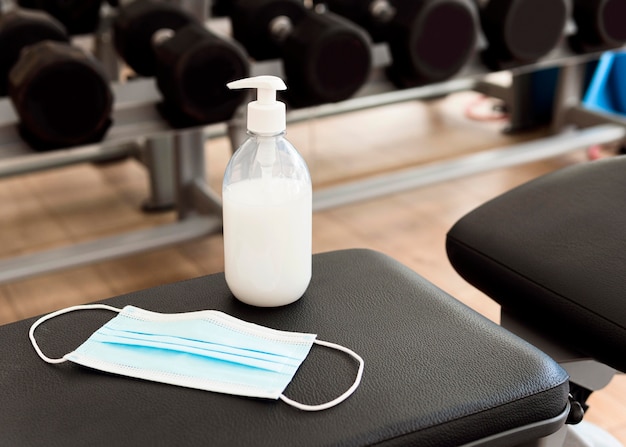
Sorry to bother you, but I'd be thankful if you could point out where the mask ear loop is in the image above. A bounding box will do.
[29,304,122,364]
[279,339,364,411]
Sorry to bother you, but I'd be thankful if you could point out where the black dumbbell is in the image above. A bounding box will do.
[113,0,249,126]
[314,0,478,88]
[229,0,372,108]
[211,0,233,17]
[569,0,626,53]
[0,9,112,150]
[478,0,568,70]
[17,0,104,35]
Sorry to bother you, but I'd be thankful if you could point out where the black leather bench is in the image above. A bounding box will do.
[447,157,626,445]
[1,249,569,446]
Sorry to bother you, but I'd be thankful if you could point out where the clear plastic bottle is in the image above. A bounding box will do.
[222,76,312,307]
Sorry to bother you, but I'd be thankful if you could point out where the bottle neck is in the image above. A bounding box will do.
[248,130,286,139]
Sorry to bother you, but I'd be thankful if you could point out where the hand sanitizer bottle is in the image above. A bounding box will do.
[222,75,312,307]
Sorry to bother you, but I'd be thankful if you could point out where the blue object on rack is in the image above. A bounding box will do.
[583,51,626,115]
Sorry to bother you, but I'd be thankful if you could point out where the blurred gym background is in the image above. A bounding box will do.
[0,0,624,440]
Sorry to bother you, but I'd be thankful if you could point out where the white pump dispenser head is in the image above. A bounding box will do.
[227,75,287,135]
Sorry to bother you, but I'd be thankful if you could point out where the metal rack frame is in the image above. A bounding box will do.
[0,21,625,284]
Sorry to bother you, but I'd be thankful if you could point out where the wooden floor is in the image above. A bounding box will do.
[1,92,624,443]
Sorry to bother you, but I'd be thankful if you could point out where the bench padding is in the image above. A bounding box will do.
[448,157,626,372]
[0,249,568,446]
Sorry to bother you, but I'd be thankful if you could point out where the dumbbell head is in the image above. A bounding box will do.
[17,0,103,35]
[153,22,250,125]
[211,0,233,17]
[480,0,568,69]
[113,0,196,76]
[569,0,626,52]
[385,0,478,88]
[230,0,308,60]
[231,0,371,106]
[0,9,69,96]
[280,10,372,107]
[9,41,113,150]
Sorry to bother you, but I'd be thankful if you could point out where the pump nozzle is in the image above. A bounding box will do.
[227,75,287,135]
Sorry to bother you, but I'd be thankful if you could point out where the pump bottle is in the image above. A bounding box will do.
[222,75,312,307]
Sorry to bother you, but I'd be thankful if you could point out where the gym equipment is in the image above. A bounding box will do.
[113,0,249,126]
[0,9,113,150]
[229,0,372,107]
[0,9,67,97]
[477,0,569,69]
[313,0,479,88]
[17,0,104,35]
[569,0,626,53]
[447,157,626,446]
[1,249,575,446]
[210,0,232,17]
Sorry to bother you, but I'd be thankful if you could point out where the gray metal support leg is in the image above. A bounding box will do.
[93,14,121,83]
[550,63,587,133]
[174,128,208,219]
[142,135,176,212]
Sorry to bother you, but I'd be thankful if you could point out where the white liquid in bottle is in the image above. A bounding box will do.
[223,177,312,306]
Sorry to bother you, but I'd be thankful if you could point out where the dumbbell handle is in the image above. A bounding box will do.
[369,0,396,22]
[269,15,294,42]
[152,28,176,46]
[269,4,387,43]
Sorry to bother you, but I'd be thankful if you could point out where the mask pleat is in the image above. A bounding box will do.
[93,327,299,372]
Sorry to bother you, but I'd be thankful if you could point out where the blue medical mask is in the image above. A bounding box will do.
[29,304,363,411]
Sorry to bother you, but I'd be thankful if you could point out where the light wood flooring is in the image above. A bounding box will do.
[1,92,624,443]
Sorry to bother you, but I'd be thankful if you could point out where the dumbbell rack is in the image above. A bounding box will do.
[246,39,626,210]
[0,14,625,284]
